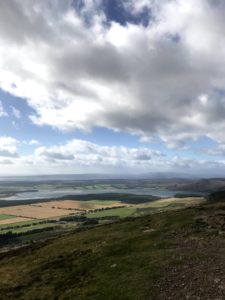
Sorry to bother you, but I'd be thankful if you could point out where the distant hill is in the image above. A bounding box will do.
[167,178,225,193]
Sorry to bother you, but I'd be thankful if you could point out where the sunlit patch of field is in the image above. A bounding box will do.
[87,207,136,218]
[138,197,206,209]
[86,198,205,219]
[0,217,33,225]
[0,204,75,220]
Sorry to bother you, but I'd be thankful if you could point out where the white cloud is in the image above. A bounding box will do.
[0,138,163,174]
[34,139,160,166]
[0,1,225,149]
[199,94,208,105]
[0,136,19,157]
[27,139,225,176]
[27,139,40,146]
[0,100,8,117]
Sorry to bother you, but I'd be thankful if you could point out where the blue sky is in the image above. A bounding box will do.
[0,0,225,176]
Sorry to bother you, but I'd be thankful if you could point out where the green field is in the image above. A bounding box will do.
[86,206,137,218]
[87,200,122,205]
[0,214,16,220]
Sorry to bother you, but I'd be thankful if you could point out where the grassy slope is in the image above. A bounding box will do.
[1,201,221,300]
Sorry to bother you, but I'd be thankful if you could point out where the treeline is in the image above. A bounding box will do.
[174,193,204,198]
[0,227,55,245]
[57,193,160,204]
[86,205,126,213]
[59,214,118,223]
[59,215,87,222]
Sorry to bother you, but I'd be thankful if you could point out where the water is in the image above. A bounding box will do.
[4,187,201,201]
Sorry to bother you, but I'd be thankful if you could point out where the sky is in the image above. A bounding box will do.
[1,0,225,176]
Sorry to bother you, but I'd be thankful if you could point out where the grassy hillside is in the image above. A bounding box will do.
[0,201,225,299]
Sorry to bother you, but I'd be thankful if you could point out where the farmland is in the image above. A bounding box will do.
[34,199,125,211]
[0,196,205,228]
[0,205,72,220]
[0,199,128,226]
[0,194,208,280]
[0,197,204,225]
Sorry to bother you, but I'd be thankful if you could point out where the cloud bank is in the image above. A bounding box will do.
[0,136,225,176]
